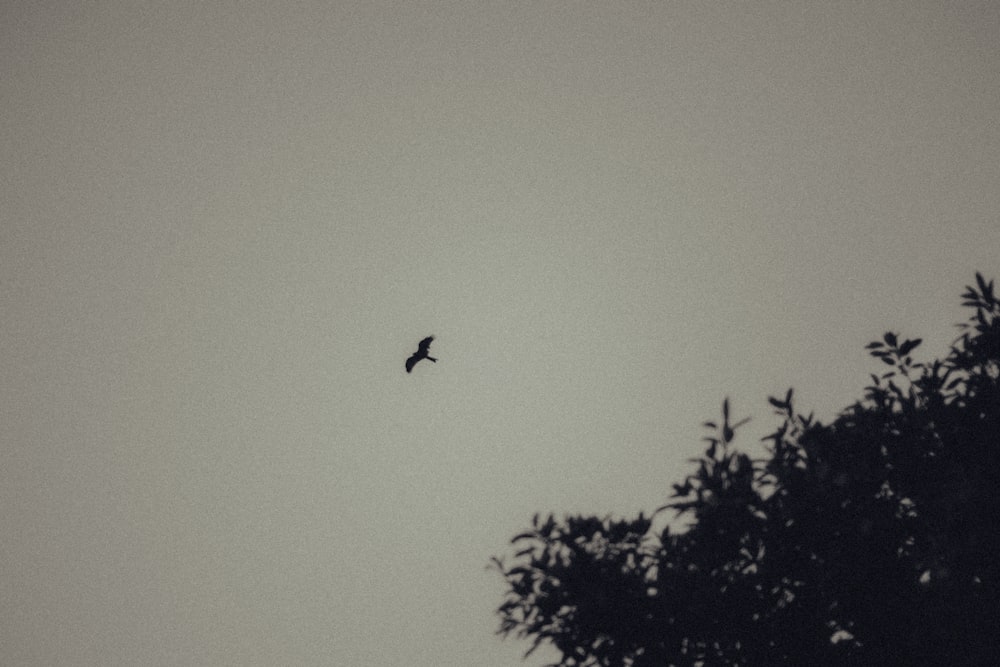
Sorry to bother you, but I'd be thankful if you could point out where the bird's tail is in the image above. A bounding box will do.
[427,356,437,363]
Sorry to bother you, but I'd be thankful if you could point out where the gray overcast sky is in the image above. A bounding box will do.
[2,2,998,665]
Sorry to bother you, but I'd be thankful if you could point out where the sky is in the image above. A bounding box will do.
[2,2,999,665]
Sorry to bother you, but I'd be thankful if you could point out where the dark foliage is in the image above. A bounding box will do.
[493,274,1000,666]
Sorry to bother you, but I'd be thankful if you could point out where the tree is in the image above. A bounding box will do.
[492,273,1000,666]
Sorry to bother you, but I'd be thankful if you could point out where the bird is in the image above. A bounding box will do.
[405,336,437,373]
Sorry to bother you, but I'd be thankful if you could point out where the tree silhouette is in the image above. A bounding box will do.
[492,273,999,666]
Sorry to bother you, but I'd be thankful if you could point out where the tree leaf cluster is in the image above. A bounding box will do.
[493,273,1000,666]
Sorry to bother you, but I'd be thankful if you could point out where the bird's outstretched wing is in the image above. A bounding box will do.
[417,336,434,353]
[405,353,419,373]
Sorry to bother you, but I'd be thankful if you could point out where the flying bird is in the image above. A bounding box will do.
[405,336,437,373]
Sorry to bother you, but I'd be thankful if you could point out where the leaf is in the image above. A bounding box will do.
[785,387,793,404]
[703,421,717,429]
[865,341,884,349]
[898,338,922,356]
[761,429,782,444]
[976,271,988,295]
[881,356,895,365]
[884,332,898,347]
[768,396,786,409]
[723,398,730,420]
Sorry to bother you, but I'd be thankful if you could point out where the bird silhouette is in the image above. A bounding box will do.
[405,336,437,373]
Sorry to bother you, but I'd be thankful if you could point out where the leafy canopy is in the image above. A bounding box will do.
[493,273,999,666]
